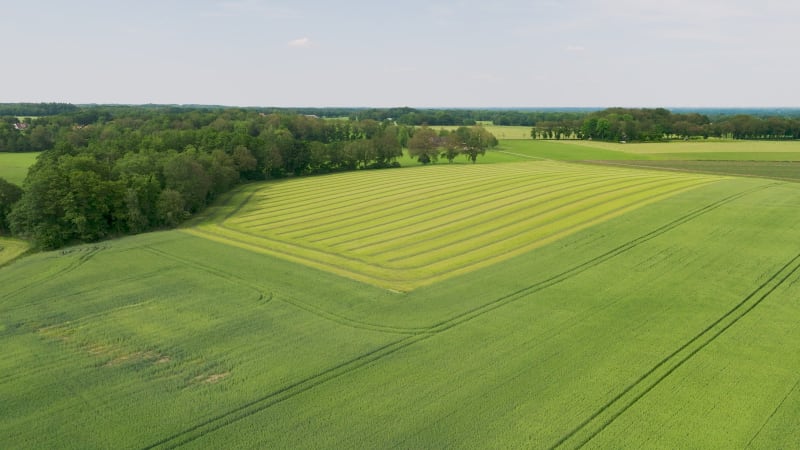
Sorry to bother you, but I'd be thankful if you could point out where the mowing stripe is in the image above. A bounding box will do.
[278,171,589,240]
[335,173,647,253]
[367,176,700,260]
[235,164,576,229]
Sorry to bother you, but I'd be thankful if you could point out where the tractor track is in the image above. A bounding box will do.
[550,249,800,449]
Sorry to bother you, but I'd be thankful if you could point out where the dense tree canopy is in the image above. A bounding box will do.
[0,178,22,234]
[4,108,418,249]
[1,105,504,249]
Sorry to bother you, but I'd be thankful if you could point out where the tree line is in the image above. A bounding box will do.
[0,107,496,249]
[0,102,78,117]
[532,108,800,141]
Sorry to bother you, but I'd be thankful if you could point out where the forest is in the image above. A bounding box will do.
[0,106,497,249]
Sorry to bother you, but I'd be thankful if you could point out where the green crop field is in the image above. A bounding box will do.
[3,140,800,448]
[0,152,39,186]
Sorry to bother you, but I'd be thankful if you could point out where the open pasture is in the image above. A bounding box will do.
[495,139,647,161]
[433,124,533,140]
[0,152,39,186]
[2,167,800,448]
[561,139,800,160]
[189,161,720,291]
[588,160,800,182]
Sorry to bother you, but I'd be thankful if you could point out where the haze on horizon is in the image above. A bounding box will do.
[2,0,798,108]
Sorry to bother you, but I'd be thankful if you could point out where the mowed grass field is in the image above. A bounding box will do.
[3,144,800,448]
[0,152,39,186]
[189,161,719,291]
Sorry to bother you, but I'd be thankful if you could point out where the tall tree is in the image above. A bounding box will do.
[407,126,441,164]
[455,126,497,163]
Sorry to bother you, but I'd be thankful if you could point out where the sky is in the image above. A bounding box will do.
[1,0,798,108]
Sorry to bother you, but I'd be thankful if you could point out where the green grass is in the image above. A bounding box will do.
[559,139,800,160]
[587,160,800,182]
[495,140,649,161]
[0,152,39,185]
[0,237,28,267]
[3,140,800,448]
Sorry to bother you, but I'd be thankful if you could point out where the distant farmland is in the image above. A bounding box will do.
[2,138,800,448]
[0,152,38,186]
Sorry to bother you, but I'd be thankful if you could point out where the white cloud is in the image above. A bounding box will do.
[288,37,312,48]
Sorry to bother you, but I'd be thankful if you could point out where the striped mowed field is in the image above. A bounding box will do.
[189,161,721,291]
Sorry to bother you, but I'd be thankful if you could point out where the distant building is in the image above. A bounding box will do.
[13,123,29,131]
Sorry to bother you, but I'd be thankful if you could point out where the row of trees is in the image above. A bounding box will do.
[350,107,592,127]
[408,126,499,164]
[1,107,496,249]
[533,108,800,141]
[0,102,78,116]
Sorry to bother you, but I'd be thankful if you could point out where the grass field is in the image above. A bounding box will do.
[188,161,720,291]
[560,139,800,160]
[0,152,39,185]
[433,124,534,140]
[3,151,800,448]
[0,237,28,267]
[587,160,800,182]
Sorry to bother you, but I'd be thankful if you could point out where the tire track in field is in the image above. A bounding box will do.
[141,335,427,450]
[141,183,772,449]
[550,250,800,449]
[140,246,425,335]
[141,246,273,306]
[746,376,800,448]
[0,245,105,304]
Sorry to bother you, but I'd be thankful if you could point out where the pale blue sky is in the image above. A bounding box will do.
[2,0,798,107]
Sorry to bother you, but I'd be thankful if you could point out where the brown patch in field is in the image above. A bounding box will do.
[87,344,112,355]
[105,351,148,367]
[193,372,231,384]
[37,326,73,344]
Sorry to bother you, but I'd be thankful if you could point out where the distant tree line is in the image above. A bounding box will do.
[532,108,800,141]
[0,102,78,117]
[0,106,497,249]
[348,107,594,127]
